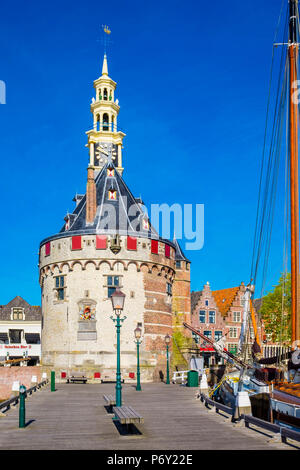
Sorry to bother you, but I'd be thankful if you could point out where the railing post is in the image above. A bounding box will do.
[19,385,26,428]
[51,371,55,392]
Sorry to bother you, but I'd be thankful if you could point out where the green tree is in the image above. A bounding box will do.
[260,273,291,344]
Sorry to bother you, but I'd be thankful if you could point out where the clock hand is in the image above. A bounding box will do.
[99,148,109,156]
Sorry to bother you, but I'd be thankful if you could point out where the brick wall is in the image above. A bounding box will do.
[0,366,43,400]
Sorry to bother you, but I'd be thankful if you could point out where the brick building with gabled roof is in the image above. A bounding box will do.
[191,282,262,366]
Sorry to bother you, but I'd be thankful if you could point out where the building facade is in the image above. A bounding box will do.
[39,55,191,381]
[191,282,262,366]
[0,296,41,365]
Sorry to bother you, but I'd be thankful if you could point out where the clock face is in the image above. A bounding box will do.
[94,143,117,167]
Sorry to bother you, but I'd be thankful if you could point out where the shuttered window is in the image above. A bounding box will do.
[72,236,82,250]
[45,242,50,256]
[96,235,107,249]
[127,236,137,250]
[165,244,170,258]
[151,240,158,254]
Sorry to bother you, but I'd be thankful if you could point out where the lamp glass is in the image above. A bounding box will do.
[134,326,142,340]
[111,287,125,312]
[165,334,171,344]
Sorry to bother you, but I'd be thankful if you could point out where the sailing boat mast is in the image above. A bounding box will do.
[289,0,300,345]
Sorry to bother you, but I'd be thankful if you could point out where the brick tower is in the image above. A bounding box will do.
[38,55,191,381]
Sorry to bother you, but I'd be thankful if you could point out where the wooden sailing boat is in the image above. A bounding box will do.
[268,0,300,428]
[184,0,300,426]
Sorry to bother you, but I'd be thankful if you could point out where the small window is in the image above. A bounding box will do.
[205,300,209,306]
[151,239,158,254]
[192,332,200,344]
[233,311,241,322]
[176,260,181,269]
[203,330,212,339]
[45,242,50,256]
[199,310,206,323]
[229,327,238,339]
[127,236,137,250]
[108,190,117,200]
[96,235,107,249]
[228,343,238,354]
[209,310,215,323]
[12,308,24,321]
[215,331,223,341]
[166,282,172,296]
[103,113,109,131]
[54,276,65,301]
[107,276,120,297]
[9,329,22,344]
[165,245,170,258]
[72,236,82,250]
[103,88,108,100]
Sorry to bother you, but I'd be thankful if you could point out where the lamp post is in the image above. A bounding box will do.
[110,287,126,407]
[165,334,171,384]
[134,326,142,391]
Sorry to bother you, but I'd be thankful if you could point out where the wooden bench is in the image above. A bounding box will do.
[103,394,116,413]
[103,394,116,406]
[113,406,144,425]
[281,427,300,444]
[67,372,87,384]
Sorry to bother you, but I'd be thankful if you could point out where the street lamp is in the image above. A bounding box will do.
[110,287,127,407]
[165,334,171,384]
[134,326,142,391]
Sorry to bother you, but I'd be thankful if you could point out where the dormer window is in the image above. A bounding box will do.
[107,168,114,177]
[108,189,117,200]
[143,218,149,230]
[12,308,24,321]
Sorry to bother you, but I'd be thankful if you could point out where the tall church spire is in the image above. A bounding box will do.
[102,54,108,76]
[86,54,126,177]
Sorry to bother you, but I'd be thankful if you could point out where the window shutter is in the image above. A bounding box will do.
[151,239,158,254]
[127,236,137,250]
[72,235,82,250]
[45,242,50,256]
[165,244,170,258]
[96,235,107,249]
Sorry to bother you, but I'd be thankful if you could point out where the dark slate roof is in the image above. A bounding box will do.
[173,238,190,262]
[40,161,176,249]
[191,291,202,312]
[0,296,41,321]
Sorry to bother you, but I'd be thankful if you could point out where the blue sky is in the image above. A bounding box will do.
[0,0,289,305]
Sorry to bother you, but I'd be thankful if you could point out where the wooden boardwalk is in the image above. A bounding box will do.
[0,382,296,450]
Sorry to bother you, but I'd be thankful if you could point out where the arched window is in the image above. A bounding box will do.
[97,114,101,131]
[103,113,109,131]
[111,115,115,132]
[104,88,108,100]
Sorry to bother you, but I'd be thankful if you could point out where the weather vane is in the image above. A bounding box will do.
[101,24,112,54]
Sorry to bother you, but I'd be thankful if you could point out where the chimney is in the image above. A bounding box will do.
[86,166,97,224]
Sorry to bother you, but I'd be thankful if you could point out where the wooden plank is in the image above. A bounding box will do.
[281,427,300,443]
[0,383,289,450]
[243,414,281,433]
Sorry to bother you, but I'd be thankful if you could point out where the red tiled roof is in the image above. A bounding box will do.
[212,286,240,316]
